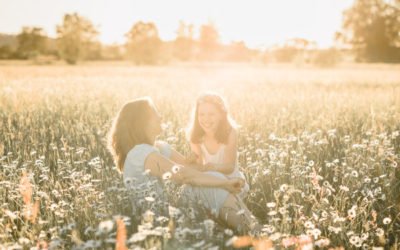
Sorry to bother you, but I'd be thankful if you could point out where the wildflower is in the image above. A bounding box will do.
[124,177,136,188]
[156,216,169,224]
[144,196,155,202]
[383,217,391,225]
[312,228,321,239]
[279,207,287,215]
[361,233,369,241]
[262,225,275,234]
[269,232,282,241]
[128,232,147,243]
[143,210,155,224]
[4,210,18,220]
[192,241,205,248]
[315,238,330,247]
[262,169,271,175]
[98,220,113,234]
[268,211,277,216]
[280,184,288,192]
[328,226,342,234]
[348,207,357,220]
[304,221,314,229]
[168,206,181,218]
[376,228,384,237]
[349,235,362,247]
[171,165,180,174]
[224,229,233,236]
[162,172,172,180]
[18,237,30,245]
[203,219,215,233]
[174,229,185,241]
[340,185,349,192]
[351,170,359,178]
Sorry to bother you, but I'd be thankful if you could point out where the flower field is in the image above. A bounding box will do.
[0,62,399,249]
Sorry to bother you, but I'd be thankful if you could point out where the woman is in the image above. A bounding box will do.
[107,97,259,234]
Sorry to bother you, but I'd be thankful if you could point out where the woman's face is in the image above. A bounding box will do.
[146,105,162,141]
[197,102,222,134]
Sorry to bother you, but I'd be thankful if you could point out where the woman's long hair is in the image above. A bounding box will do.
[187,92,237,144]
[107,97,153,171]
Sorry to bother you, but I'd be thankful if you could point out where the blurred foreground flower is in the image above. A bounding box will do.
[116,218,127,250]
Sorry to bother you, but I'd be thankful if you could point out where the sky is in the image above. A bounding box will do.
[0,0,354,48]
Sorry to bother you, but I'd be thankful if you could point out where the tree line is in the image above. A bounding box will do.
[0,0,399,64]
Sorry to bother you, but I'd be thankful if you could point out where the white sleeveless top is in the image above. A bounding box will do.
[200,143,242,179]
[200,143,249,198]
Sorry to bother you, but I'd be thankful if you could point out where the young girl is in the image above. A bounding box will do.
[187,92,249,198]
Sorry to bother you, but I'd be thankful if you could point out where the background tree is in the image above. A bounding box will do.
[125,21,162,65]
[173,21,195,61]
[56,13,99,64]
[0,45,13,59]
[16,27,47,59]
[223,41,253,61]
[338,0,400,62]
[271,38,314,63]
[198,22,219,60]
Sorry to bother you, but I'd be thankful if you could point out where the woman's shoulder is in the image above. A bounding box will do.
[125,144,157,167]
[154,140,172,158]
[128,143,156,156]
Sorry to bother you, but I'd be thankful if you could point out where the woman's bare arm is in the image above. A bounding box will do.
[144,151,242,193]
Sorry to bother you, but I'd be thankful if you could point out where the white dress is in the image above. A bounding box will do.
[200,143,249,198]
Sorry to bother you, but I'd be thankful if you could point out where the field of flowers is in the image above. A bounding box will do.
[0,62,399,249]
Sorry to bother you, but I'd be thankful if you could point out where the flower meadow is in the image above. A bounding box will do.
[0,62,399,249]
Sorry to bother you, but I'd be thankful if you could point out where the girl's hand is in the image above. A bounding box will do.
[224,178,245,194]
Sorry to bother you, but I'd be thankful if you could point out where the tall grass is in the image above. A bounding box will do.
[0,62,399,249]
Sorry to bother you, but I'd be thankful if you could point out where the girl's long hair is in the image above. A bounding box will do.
[107,97,153,171]
[187,92,237,144]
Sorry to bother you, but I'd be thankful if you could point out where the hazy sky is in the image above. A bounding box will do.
[0,0,353,48]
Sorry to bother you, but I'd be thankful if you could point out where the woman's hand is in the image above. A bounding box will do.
[223,178,245,194]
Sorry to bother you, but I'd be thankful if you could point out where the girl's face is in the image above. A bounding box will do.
[197,102,222,134]
[146,105,162,141]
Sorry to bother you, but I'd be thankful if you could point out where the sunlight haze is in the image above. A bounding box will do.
[0,0,353,48]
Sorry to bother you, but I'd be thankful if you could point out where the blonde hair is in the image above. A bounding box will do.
[107,97,153,171]
[187,92,237,144]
